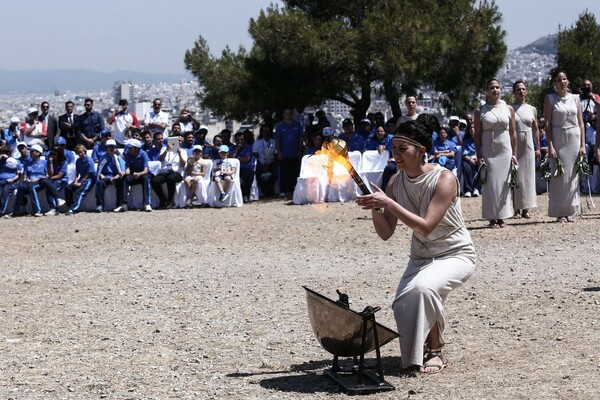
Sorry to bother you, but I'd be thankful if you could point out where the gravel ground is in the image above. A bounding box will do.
[1,194,599,399]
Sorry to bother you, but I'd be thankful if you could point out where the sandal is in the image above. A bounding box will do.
[566,216,575,223]
[557,217,567,223]
[521,210,531,219]
[420,349,447,374]
[497,219,507,228]
[513,212,522,219]
[488,220,498,229]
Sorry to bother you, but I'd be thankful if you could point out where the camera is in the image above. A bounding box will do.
[580,86,591,100]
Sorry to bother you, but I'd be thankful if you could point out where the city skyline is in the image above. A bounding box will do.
[0,1,597,76]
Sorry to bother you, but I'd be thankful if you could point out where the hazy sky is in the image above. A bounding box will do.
[0,0,598,74]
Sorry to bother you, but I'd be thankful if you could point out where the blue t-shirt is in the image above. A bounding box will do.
[304,146,319,155]
[365,134,393,153]
[50,160,69,184]
[462,137,476,158]
[0,158,19,181]
[92,143,107,163]
[25,158,47,180]
[98,153,125,179]
[75,155,97,181]
[125,149,149,173]
[143,144,161,161]
[339,133,366,153]
[236,144,254,170]
[275,121,303,158]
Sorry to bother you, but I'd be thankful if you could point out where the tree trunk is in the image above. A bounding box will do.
[383,80,402,119]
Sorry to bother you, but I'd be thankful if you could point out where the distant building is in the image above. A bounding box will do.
[113,81,134,105]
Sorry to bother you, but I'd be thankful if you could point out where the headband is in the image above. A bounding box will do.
[393,135,426,150]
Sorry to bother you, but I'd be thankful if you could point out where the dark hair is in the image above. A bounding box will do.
[395,117,435,153]
[51,145,66,164]
[552,69,568,81]
[486,78,500,88]
[65,101,74,107]
[153,131,163,140]
[512,80,525,91]
[84,98,93,104]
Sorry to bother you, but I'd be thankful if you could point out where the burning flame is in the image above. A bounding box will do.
[316,138,372,195]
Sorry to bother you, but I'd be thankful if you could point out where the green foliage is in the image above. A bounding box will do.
[185,0,507,122]
[554,10,600,90]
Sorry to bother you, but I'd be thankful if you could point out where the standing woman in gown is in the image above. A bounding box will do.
[544,70,586,222]
[356,117,476,374]
[474,78,517,228]
[512,81,540,219]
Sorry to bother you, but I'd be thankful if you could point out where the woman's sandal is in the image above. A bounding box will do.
[513,211,522,219]
[566,216,575,223]
[557,217,567,223]
[489,220,499,229]
[521,210,531,219]
[497,219,507,228]
[420,348,447,374]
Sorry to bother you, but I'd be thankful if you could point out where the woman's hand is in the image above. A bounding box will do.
[356,183,389,211]
[579,146,586,156]
[549,147,557,160]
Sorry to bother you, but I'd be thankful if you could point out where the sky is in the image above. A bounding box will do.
[0,0,598,74]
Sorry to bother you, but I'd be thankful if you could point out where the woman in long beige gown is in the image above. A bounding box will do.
[512,81,541,219]
[474,79,517,228]
[544,70,586,222]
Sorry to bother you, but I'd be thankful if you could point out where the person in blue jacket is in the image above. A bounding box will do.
[43,145,69,216]
[5,144,47,217]
[64,144,96,215]
[114,139,152,212]
[0,147,22,215]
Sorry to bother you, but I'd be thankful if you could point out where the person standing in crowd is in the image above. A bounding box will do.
[175,108,200,133]
[58,101,78,150]
[39,101,58,148]
[77,98,105,149]
[231,131,254,203]
[253,124,278,197]
[461,122,481,198]
[275,108,304,199]
[64,144,97,215]
[95,139,125,212]
[3,117,21,155]
[144,98,169,137]
[512,81,540,219]
[356,117,475,374]
[474,78,517,229]
[544,70,586,222]
[22,108,46,147]
[5,144,47,218]
[152,132,185,209]
[396,96,420,127]
[114,139,152,212]
[43,145,68,216]
[107,99,139,147]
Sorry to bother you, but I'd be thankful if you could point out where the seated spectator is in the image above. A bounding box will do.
[181,131,196,156]
[15,142,30,164]
[304,131,323,155]
[5,144,47,217]
[95,139,125,212]
[365,124,393,154]
[129,127,142,141]
[0,147,21,215]
[55,136,75,164]
[252,125,278,197]
[206,134,222,160]
[196,125,211,149]
[152,134,185,209]
[232,131,255,203]
[184,145,209,207]
[429,126,457,171]
[43,146,68,216]
[461,124,481,197]
[114,139,152,212]
[91,129,112,162]
[339,118,366,152]
[213,145,235,203]
[65,144,97,215]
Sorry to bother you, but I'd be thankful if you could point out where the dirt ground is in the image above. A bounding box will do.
[1,193,599,399]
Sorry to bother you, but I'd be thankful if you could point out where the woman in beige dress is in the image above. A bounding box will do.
[356,116,475,374]
[544,70,586,222]
[474,79,517,228]
[512,81,540,219]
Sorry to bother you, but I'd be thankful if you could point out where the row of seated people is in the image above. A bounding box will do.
[0,136,249,217]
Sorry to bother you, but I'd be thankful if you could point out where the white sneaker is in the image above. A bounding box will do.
[34,212,43,217]
[464,192,472,198]
[473,189,480,197]
[114,205,128,213]
[44,209,57,216]
[144,204,152,212]
[56,198,66,207]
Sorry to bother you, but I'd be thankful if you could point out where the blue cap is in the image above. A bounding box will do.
[55,136,67,146]
[101,128,112,137]
[322,127,334,137]
[219,145,229,153]
[438,155,448,165]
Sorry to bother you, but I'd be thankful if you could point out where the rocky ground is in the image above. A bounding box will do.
[0,194,599,399]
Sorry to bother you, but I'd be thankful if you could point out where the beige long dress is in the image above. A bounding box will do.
[513,103,537,210]
[480,102,514,219]
[392,165,476,368]
[547,93,581,217]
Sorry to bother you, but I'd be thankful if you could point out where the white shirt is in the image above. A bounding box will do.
[252,138,277,164]
[144,111,169,135]
[113,112,136,145]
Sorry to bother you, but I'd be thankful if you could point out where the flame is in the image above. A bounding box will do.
[315,139,355,189]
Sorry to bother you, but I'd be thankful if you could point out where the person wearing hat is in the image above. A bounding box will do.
[91,128,113,163]
[3,117,22,153]
[15,142,30,165]
[5,144,48,218]
[77,98,106,150]
[22,108,46,147]
[114,139,152,212]
[54,136,76,165]
[64,144,97,215]
[96,139,125,212]
[42,145,69,216]
[194,124,211,152]
[107,99,139,147]
[212,144,235,203]
[357,118,373,140]
[0,148,22,215]
[183,144,209,207]
[448,116,464,146]
[339,118,366,152]
[152,132,185,209]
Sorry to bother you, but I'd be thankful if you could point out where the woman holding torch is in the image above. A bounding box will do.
[356,116,476,374]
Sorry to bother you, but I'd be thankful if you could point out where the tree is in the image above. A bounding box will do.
[553,10,600,90]
[185,0,507,123]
